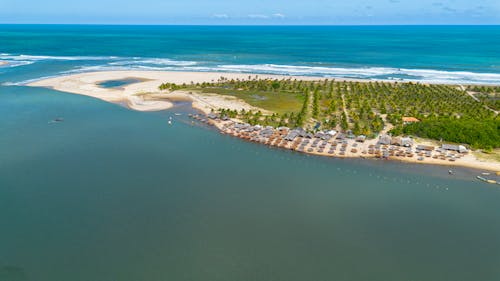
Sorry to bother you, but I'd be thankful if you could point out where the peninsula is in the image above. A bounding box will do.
[28,70,500,173]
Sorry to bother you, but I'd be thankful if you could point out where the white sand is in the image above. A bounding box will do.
[28,70,320,112]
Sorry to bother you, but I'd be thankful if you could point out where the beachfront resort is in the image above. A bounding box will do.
[169,75,499,171]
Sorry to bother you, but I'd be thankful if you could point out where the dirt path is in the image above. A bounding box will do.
[459,85,498,115]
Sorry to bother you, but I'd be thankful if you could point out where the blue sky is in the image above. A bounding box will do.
[1,0,499,24]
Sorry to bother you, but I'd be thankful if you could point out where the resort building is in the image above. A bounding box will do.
[441,144,468,153]
[391,136,414,147]
[378,135,392,145]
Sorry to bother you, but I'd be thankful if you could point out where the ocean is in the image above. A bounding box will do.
[1,25,500,281]
[1,25,500,84]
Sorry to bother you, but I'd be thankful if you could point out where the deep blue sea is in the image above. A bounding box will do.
[1,25,500,84]
[1,25,500,281]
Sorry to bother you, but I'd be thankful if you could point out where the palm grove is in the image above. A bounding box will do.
[160,77,500,150]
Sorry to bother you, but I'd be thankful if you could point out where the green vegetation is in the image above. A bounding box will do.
[160,77,499,148]
[466,85,500,111]
[392,118,500,150]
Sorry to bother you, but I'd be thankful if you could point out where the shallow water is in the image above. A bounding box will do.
[97,78,146,88]
[1,85,500,281]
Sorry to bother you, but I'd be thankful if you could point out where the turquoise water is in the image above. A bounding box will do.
[1,25,500,281]
[1,25,500,84]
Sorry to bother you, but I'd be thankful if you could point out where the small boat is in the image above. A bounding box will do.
[476,176,487,182]
[48,117,64,124]
[481,172,491,176]
[174,113,182,116]
[168,120,172,125]
[448,170,454,175]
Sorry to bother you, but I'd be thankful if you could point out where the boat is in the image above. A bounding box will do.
[168,120,172,125]
[481,172,491,176]
[174,113,182,116]
[48,117,64,124]
[476,176,487,182]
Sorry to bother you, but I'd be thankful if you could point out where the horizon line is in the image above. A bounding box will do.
[1,23,499,26]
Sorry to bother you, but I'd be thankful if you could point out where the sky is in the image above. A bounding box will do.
[1,0,499,25]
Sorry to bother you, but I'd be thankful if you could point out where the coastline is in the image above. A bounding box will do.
[28,71,326,111]
[27,70,500,173]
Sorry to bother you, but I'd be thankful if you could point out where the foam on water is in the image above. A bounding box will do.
[61,62,500,85]
[3,53,500,85]
[0,54,117,61]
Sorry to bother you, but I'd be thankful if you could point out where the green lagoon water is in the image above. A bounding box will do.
[1,25,500,281]
[1,85,500,281]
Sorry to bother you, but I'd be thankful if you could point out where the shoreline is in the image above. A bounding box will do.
[27,70,500,174]
[203,116,500,173]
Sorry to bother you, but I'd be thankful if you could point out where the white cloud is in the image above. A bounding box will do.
[247,14,269,19]
[212,14,229,19]
[272,13,286,19]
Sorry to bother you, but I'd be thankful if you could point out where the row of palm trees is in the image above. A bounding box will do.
[163,77,497,138]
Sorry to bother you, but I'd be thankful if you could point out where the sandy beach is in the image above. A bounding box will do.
[28,71,321,112]
[28,70,500,173]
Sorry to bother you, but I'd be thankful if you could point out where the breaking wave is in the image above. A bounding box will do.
[0,53,198,70]
[2,53,500,85]
[213,64,500,84]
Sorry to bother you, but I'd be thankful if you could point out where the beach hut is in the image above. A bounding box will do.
[284,130,299,141]
[391,137,402,146]
[326,130,337,136]
[401,137,414,147]
[207,113,218,119]
[416,145,434,151]
[356,135,367,143]
[378,135,392,145]
[441,144,468,153]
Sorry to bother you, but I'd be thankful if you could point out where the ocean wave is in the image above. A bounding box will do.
[4,54,500,85]
[0,60,35,68]
[0,54,117,61]
[0,54,118,69]
[0,53,198,71]
[1,75,61,86]
[60,63,500,85]
[216,64,397,76]
[108,58,197,67]
[213,64,500,84]
[62,65,179,74]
